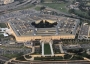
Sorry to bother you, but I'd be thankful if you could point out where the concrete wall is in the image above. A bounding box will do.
[14,35,75,42]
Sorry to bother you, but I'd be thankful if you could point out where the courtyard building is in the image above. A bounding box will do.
[7,14,80,42]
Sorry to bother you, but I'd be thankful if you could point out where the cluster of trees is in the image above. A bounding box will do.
[76,11,90,19]
[80,52,90,59]
[41,0,44,3]
[31,20,57,28]
[67,48,84,54]
[40,6,46,11]
[88,9,90,16]
[78,0,90,16]
[69,9,90,19]
[68,9,75,13]
[70,0,90,19]
[16,52,26,61]
[34,56,63,61]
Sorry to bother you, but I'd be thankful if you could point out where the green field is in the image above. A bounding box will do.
[44,43,51,54]
[3,52,24,59]
[34,56,63,60]
[42,3,68,13]
[34,6,41,11]
[3,54,18,59]
[15,4,34,11]
[0,34,4,38]
[16,56,26,61]
[43,0,52,3]
[70,55,84,60]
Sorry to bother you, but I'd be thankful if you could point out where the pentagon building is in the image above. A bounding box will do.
[8,14,80,42]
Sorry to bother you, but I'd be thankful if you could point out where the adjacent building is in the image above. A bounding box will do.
[0,0,14,5]
[78,24,90,40]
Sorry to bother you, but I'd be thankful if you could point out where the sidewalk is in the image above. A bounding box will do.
[49,40,54,56]
[59,44,64,53]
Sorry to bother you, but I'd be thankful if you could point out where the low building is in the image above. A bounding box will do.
[78,24,90,40]
[0,0,14,5]
[7,14,80,42]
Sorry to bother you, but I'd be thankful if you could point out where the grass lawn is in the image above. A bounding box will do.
[42,3,68,13]
[70,55,84,60]
[3,52,24,59]
[34,6,41,11]
[0,34,4,38]
[43,0,52,3]
[64,54,72,59]
[25,55,31,58]
[73,10,90,20]
[0,23,7,28]
[52,56,63,60]
[3,54,19,59]
[16,56,26,61]
[75,10,89,17]
[79,52,90,59]
[44,43,51,54]
[54,49,61,54]
[34,56,63,60]
[18,4,34,10]
[53,45,61,54]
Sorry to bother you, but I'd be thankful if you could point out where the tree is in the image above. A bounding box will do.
[88,10,90,16]
[40,6,46,11]
[69,9,75,13]
[41,0,44,3]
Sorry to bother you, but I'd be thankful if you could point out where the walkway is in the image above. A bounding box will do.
[41,40,54,56]
[42,41,44,56]
[49,40,54,56]
[59,44,64,53]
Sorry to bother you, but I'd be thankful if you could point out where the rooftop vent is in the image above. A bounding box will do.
[35,28,37,31]
[55,33,58,35]
[34,34,36,35]
[45,30,48,33]
[17,30,19,31]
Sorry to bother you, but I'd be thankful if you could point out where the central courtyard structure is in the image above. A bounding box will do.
[7,14,80,42]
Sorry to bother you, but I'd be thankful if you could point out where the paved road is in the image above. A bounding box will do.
[0,41,32,55]
[0,0,39,14]
[29,60,90,64]
[0,56,9,61]
[36,4,90,22]
[8,60,90,64]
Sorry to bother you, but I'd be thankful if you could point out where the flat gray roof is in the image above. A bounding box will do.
[9,14,80,37]
[79,25,89,36]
